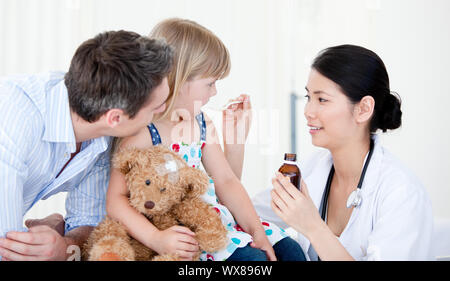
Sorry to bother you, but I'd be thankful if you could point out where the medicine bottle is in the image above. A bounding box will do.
[278,153,301,190]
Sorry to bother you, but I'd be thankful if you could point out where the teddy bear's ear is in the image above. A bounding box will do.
[112,147,142,175]
[180,168,209,199]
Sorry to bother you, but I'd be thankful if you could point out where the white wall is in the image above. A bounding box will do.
[0,0,448,221]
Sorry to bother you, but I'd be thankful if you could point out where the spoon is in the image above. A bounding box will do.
[204,100,244,112]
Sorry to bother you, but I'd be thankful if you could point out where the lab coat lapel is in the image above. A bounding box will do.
[296,135,385,259]
[296,150,333,255]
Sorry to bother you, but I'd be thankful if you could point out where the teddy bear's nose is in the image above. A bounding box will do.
[144,201,155,209]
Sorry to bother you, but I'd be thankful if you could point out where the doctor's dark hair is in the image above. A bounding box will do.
[65,30,173,122]
[311,44,402,133]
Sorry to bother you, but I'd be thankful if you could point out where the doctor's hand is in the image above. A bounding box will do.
[270,172,322,239]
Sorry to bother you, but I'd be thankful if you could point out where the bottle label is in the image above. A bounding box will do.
[283,160,299,166]
[280,160,301,190]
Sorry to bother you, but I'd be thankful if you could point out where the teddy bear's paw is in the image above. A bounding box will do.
[152,254,179,261]
[196,231,228,253]
[88,235,135,261]
[99,252,123,261]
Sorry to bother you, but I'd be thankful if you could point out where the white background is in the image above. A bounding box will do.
[0,0,448,221]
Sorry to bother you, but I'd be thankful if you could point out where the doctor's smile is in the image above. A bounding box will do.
[308,125,323,135]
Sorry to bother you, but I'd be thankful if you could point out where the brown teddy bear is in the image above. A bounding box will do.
[83,145,228,261]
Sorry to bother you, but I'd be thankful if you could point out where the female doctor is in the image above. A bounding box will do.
[252,45,433,261]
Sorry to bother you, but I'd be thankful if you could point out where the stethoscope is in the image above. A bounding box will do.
[320,138,375,222]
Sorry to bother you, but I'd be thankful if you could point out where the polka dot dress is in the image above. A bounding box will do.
[148,113,288,261]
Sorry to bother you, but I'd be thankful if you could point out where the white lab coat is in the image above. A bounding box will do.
[253,135,434,261]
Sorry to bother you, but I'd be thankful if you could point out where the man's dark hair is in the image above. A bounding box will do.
[65,30,173,122]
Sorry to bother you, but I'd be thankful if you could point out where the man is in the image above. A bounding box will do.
[0,30,173,261]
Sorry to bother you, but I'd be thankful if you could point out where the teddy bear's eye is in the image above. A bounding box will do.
[145,179,151,186]
[160,188,166,193]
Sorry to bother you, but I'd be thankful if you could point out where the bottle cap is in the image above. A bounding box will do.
[284,153,296,162]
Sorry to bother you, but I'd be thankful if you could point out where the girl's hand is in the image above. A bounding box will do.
[151,225,200,261]
[222,94,252,145]
[270,172,322,239]
[250,230,277,261]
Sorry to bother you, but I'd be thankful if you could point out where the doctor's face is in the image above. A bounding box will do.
[304,69,359,150]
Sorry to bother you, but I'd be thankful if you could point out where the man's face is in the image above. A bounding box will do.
[115,77,170,137]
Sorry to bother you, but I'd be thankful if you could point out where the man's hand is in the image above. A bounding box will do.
[0,225,69,261]
[24,213,65,236]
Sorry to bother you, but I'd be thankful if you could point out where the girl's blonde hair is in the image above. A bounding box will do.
[149,18,231,120]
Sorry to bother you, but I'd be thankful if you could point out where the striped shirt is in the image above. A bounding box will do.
[0,72,111,252]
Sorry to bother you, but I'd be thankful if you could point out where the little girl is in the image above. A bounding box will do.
[107,18,305,261]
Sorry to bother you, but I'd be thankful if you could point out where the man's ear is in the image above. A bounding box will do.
[104,109,125,128]
[354,95,375,124]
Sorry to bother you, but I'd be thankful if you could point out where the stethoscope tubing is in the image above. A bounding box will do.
[317,138,375,261]
[320,138,375,221]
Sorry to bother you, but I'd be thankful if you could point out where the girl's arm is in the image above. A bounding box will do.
[106,132,199,260]
[202,114,276,260]
[223,144,245,180]
[222,95,252,180]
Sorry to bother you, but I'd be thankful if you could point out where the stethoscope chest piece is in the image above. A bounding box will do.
[346,188,362,208]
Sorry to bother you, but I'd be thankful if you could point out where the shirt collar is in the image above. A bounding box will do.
[41,80,110,154]
[42,80,76,146]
